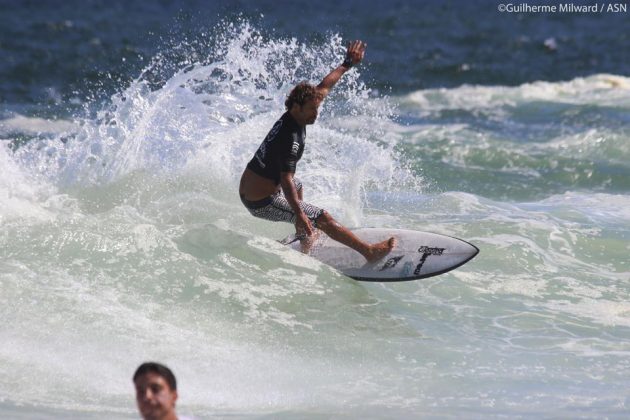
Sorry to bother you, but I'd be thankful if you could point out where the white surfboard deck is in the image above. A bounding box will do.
[280,228,479,282]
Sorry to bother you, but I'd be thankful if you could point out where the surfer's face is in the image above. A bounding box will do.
[134,372,178,420]
[299,99,320,125]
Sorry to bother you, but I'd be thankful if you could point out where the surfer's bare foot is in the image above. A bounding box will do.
[365,237,396,262]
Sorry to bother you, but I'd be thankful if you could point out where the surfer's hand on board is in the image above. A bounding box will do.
[295,212,314,237]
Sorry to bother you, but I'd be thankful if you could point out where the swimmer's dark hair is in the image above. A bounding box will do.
[285,82,323,110]
[133,362,177,391]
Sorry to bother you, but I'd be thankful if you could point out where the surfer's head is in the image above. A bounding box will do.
[286,82,323,126]
[133,362,178,420]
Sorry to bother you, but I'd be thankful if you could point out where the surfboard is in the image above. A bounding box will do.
[280,228,479,282]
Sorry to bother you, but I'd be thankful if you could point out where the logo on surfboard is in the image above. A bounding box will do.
[414,246,445,275]
[379,255,404,271]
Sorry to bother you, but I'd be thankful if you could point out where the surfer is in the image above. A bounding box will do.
[239,40,395,262]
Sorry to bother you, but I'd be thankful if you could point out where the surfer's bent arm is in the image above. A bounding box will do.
[316,40,367,97]
[280,171,313,235]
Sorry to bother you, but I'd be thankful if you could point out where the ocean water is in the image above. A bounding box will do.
[1,1,629,418]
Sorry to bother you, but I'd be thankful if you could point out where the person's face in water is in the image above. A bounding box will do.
[134,372,178,420]
[297,98,320,125]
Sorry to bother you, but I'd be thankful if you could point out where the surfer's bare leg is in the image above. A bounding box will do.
[315,211,396,262]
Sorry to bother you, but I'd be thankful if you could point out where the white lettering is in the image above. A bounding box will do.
[254,119,283,167]
[608,3,627,12]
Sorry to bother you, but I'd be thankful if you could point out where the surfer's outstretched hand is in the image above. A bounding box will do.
[344,40,367,66]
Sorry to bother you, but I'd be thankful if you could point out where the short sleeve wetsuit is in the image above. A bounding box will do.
[246,112,305,184]
[241,112,324,225]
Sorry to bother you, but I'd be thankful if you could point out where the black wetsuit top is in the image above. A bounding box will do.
[246,112,305,185]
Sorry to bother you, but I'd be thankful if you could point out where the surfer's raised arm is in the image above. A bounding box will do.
[316,40,367,98]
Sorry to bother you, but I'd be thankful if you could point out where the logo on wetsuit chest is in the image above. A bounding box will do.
[254,119,284,168]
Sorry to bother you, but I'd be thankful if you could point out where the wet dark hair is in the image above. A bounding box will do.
[133,362,177,391]
[284,82,323,110]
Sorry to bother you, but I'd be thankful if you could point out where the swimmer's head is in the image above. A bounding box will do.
[133,362,178,420]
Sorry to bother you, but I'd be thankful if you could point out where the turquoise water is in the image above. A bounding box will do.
[1,12,630,420]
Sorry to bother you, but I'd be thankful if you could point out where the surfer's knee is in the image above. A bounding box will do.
[315,210,334,228]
